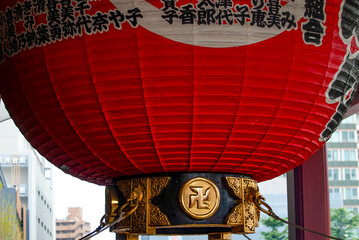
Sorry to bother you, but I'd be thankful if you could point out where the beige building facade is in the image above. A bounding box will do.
[56,207,91,240]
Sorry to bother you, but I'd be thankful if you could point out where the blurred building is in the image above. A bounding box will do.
[56,207,91,240]
[0,103,55,240]
[326,114,359,212]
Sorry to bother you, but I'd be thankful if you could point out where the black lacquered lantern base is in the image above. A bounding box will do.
[106,172,261,238]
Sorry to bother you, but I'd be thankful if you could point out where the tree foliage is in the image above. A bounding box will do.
[260,217,288,240]
[0,184,23,240]
[331,208,359,240]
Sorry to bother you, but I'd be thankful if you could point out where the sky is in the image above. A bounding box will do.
[52,166,115,240]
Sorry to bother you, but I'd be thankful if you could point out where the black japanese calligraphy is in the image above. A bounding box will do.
[321,0,359,141]
[0,0,142,62]
[302,0,326,45]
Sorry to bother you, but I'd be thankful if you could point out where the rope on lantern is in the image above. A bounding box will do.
[243,234,252,240]
[79,186,144,240]
[253,195,342,240]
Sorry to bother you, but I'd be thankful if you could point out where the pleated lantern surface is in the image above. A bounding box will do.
[0,0,358,185]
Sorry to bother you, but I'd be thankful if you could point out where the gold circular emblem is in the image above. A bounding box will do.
[179,177,220,219]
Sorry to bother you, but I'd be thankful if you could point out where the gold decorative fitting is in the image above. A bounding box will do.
[179,177,220,219]
[107,174,261,237]
[225,177,260,233]
[112,177,171,235]
[105,186,120,224]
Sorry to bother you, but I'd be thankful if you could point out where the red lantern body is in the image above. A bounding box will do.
[0,0,358,185]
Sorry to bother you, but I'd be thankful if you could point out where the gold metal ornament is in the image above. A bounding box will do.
[225,177,260,233]
[179,177,220,219]
[113,177,171,235]
[105,186,120,224]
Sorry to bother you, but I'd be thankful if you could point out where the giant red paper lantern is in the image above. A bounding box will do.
[0,0,358,186]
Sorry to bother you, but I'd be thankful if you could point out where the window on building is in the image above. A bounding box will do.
[327,149,339,161]
[349,132,355,142]
[329,188,340,195]
[346,188,351,199]
[341,131,356,142]
[345,188,359,200]
[345,169,350,180]
[328,169,333,180]
[343,150,356,161]
[352,169,357,180]
[342,131,348,142]
[343,168,358,180]
[333,169,339,180]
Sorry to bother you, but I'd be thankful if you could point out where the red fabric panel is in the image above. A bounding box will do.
[0,0,353,185]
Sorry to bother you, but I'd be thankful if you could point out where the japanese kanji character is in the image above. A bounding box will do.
[126,8,143,27]
[47,0,61,26]
[161,0,179,11]
[61,0,76,22]
[252,0,265,10]
[250,9,266,27]
[108,10,125,30]
[302,18,325,45]
[50,24,62,41]
[24,15,35,30]
[179,4,196,24]
[281,11,296,29]
[9,38,19,55]
[33,0,46,15]
[36,24,51,46]
[219,9,234,25]
[233,5,250,25]
[304,0,325,20]
[17,32,27,50]
[162,10,178,24]
[22,1,33,16]
[266,0,281,29]
[5,8,16,39]
[62,20,77,38]
[75,1,91,16]
[25,30,37,48]
[13,3,24,22]
[92,12,109,32]
[197,9,207,25]
[76,15,92,35]
[215,0,233,9]
[197,0,215,9]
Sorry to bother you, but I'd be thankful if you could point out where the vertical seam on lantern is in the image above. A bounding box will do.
[262,26,338,180]
[8,56,71,167]
[241,37,321,181]
[229,31,299,177]
[273,31,340,180]
[10,49,96,182]
[134,27,166,173]
[38,47,112,179]
[209,50,247,172]
[39,44,120,178]
[210,32,250,172]
[81,34,145,175]
[188,28,195,171]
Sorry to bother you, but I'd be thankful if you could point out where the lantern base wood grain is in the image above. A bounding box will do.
[106,173,261,238]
